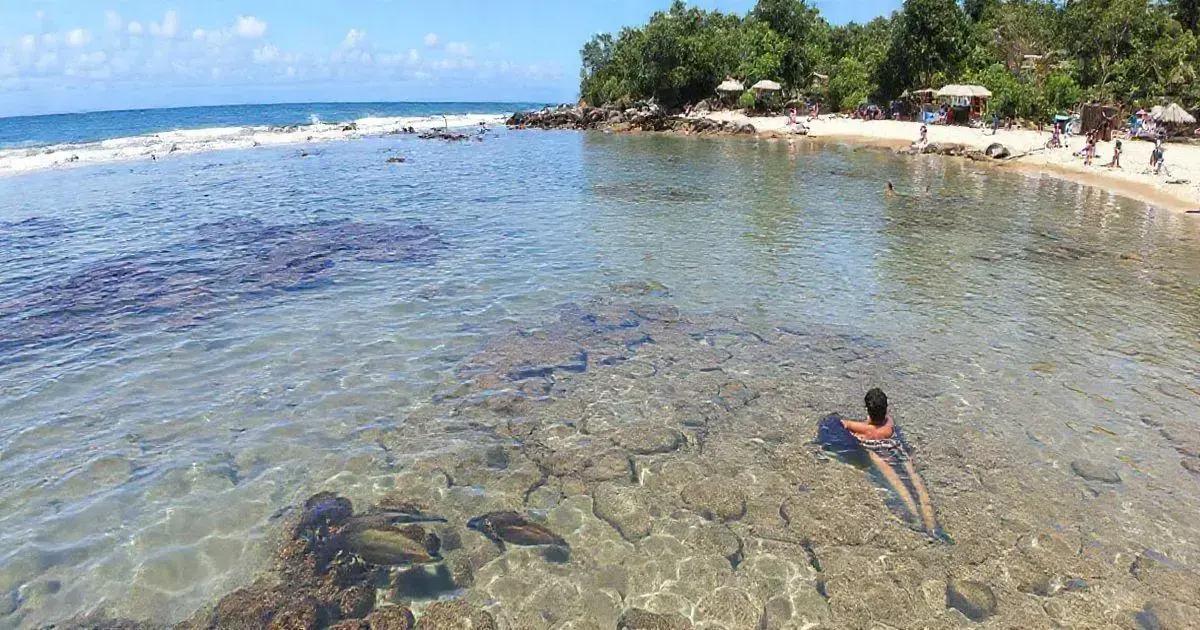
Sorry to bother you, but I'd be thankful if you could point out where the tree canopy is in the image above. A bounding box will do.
[578,0,1200,121]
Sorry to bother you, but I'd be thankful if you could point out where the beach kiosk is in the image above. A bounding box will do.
[936,84,991,124]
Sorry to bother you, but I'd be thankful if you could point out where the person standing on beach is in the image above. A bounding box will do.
[918,124,928,147]
[1105,139,1122,168]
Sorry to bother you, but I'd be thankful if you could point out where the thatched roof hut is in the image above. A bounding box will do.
[716,78,745,92]
[1155,102,1196,125]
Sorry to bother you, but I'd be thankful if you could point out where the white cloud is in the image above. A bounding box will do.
[423,32,439,47]
[445,41,470,57]
[343,29,366,48]
[128,21,144,36]
[149,11,180,38]
[192,28,207,41]
[19,35,36,53]
[66,28,91,48]
[234,16,267,39]
[105,11,123,32]
[253,44,280,63]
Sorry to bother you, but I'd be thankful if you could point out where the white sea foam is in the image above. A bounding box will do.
[0,113,507,176]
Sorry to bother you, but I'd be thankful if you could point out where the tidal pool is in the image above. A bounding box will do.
[1,130,1199,628]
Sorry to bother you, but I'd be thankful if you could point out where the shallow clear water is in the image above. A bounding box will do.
[1,130,1199,626]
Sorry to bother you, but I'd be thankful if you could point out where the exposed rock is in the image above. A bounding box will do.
[413,599,497,630]
[946,579,997,622]
[385,157,406,164]
[984,142,1011,159]
[1070,459,1121,483]
[617,607,693,629]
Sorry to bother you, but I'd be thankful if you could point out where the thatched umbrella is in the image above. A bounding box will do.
[751,80,782,92]
[1156,102,1196,125]
[936,84,992,98]
[716,78,745,92]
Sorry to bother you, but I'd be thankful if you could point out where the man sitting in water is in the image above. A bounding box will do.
[841,387,894,440]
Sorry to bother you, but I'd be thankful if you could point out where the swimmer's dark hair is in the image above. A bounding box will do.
[865,388,888,426]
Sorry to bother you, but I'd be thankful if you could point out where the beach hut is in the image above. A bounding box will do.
[716,78,745,93]
[751,80,782,95]
[1154,102,1197,138]
[749,79,783,111]
[936,84,991,122]
[1156,102,1196,125]
[715,78,745,108]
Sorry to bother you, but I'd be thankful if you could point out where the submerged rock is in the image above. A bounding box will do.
[413,599,497,630]
[681,481,746,521]
[617,607,693,629]
[299,492,354,532]
[946,579,997,622]
[365,606,415,630]
[593,483,654,541]
[1070,460,1121,483]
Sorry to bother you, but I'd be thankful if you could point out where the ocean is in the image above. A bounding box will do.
[1,104,1199,627]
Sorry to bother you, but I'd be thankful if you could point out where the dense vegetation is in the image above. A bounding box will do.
[579,0,1200,122]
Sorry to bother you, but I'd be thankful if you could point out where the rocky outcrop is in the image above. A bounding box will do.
[506,104,758,136]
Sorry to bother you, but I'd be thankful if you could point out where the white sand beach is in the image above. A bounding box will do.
[700,111,1200,212]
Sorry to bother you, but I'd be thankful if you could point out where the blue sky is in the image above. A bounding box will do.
[0,1,901,117]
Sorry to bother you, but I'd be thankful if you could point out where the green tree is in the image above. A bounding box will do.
[1168,0,1200,32]
[827,57,874,110]
[880,0,971,98]
[751,0,826,86]
[964,0,1000,22]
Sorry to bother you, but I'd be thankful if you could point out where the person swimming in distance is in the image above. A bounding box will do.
[831,388,946,540]
[885,181,896,197]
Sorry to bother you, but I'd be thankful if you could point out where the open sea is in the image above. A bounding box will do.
[1,102,1199,628]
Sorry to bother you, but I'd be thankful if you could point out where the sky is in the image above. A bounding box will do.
[0,1,902,117]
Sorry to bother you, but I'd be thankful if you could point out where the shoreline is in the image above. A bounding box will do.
[0,113,507,176]
[700,111,1200,214]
